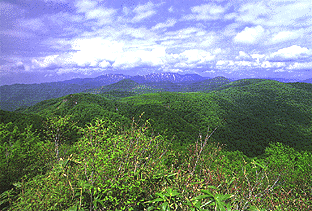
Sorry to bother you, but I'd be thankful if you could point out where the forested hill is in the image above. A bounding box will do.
[0,72,210,111]
[16,79,312,157]
[2,78,312,210]
[1,72,310,112]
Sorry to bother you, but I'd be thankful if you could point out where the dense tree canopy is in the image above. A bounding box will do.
[1,79,312,210]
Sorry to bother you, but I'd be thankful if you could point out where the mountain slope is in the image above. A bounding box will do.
[0,74,131,111]
[211,80,312,156]
[85,79,140,94]
[135,72,209,83]
[184,76,232,92]
[0,73,210,111]
[18,80,312,157]
[299,78,312,84]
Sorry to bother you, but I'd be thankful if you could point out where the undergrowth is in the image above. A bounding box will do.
[1,114,311,210]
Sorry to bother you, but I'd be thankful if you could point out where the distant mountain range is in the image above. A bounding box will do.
[0,73,210,111]
[84,76,230,94]
[300,78,312,83]
[0,72,311,111]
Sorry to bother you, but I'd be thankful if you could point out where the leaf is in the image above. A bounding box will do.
[204,185,217,190]
[200,190,214,198]
[150,198,165,203]
[193,194,210,201]
[215,194,233,202]
[65,205,78,211]
[147,206,155,211]
[161,202,169,211]
[247,206,266,211]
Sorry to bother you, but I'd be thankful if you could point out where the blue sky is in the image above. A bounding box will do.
[0,0,311,85]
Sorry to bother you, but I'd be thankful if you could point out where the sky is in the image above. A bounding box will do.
[0,0,311,85]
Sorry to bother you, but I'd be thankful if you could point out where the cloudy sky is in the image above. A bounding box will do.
[1,0,311,85]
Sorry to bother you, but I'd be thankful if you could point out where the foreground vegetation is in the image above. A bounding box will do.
[1,113,311,210]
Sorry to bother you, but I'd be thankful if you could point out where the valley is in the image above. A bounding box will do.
[1,73,312,210]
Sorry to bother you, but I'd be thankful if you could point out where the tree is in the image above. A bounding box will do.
[0,122,52,194]
[44,115,78,161]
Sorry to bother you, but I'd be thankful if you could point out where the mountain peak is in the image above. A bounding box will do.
[131,72,208,83]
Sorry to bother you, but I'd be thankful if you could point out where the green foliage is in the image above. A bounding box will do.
[147,186,233,211]
[7,117,171,210]
[1,79,312,210]
[43,115,79,159]
[0,122,54,193]
[212,80,312,156]
[16,81,312,157]
[263,142,312,192]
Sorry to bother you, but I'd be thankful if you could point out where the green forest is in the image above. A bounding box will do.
[0,78,312,210]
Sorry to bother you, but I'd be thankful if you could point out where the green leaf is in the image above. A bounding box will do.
[192,194,210,201]
[161,202,169,211]
[200,190,214,197]
[150,198,165,203]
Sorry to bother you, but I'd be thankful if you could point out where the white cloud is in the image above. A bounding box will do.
[273,69,287,72]
[261,61,285,68]
[235,51,251,60]
[132,10,156,23]
[71,38,124,65]
[112,45,166,69]
[4,0,311,80]
[151,19,177,30]
[236,0,312,27]
[31,55,59,69]
[251,54,265,63]
[29,37,125,70]
[237,2,270,25]
[224,13,236,20]
[75,0,97,13]
[75,0,116,25]
[287,62,312,70]
[167,68,183,73]
[123,7,130,15]
[99,60,111,68]
[216,60,235,68]
[265,1,312,27]
[215,59,286,70]
[213,48,222,54]
[184,3,226,21]
[200,33,215,47]
[47,12,83,25]
[112,53,142,69]
[174,62,197,68]
[132,2,156,23]
[133,1,154,13]
[204,70,216,73]
[16,61,24,69]
[165,27,200,40]
[234,25,265,44]
[235,61,254,67]
[85,8,116,20]
[123,27,153,39]
[269,45,311,61]
[107,47,216,70]
[179,49,215,64]
[261,61,271,68]
[270,30,301,43]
